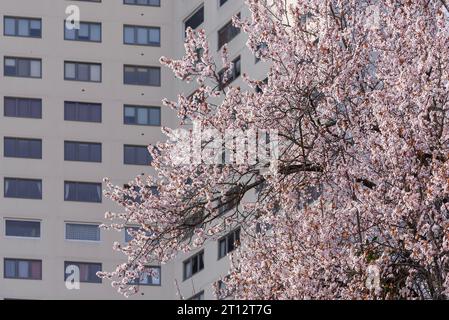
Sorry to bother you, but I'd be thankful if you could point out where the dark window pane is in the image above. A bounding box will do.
[124,106,136,124]
[30,100,42,118]
[17,140,28,157]
[219,239,226,258]
[199,252,204,270]
[5,220,40,238]
[149,108,161,126]
[64,102,101,123]
[91,104,102,122]
[4,178,42,199]
[192,256,198,274]
[4,138,15,157]
[124,145,151,165]
[124,65,160,86]
[4,58,16,76]
[149,68,161,86]
[17,99,30,117]
[66,224,100,241]
[137,147,151,164]
[64,102,76,120]
[183,251,204,280]
[91,144,101,162]
[64,142,76,161]
[78,143,90,161]
[4,98,16,116]
[4,138,42,159]
[64,182,102,203]
[185,6,204,31]
[17,59,30,77]
[78,104,90,121]
[77,64,89,81]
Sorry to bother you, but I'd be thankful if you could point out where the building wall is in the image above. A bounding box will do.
[0,0,265,300]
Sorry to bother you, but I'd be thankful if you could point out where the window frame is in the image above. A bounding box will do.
[3,16,42,38]
[63,181,102,203]
[64,141,102,163]
[218,228,241,260]
[4,56,42,79]
[123,0,160,7]
[123,105,161,126]
[184,4,204,33]
[123,144,153,166]
[4,178,42,200]
[64,101,102,123]
[131,266,162,286]
[183,250,204,281]
[64,61,102,83]
[218,55,241,89]
[64,21,102,42]
[4,219,41,239]
[123,64,161,86]
[3,258,42,280]
[217,14,241,50]
[123,24,161,47]
[65,222,101,242]
[4,137,42,159]
[4,97,42,119]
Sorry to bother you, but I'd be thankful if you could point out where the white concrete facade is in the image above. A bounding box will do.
[0,0,267,300]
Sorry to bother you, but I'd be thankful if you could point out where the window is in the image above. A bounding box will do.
[125,226,138,242]
[4,178,42,200]
[124,105,161,126]
[255,42,268,63]
[4,137,42,159]
[183,251,204,280]
[64,61,101,82]
[218,228,240,259]
[124,65,160,86]
[64,181,102,203]
[124,0,160,6]
[4,259,42,280]
[64,101,101,123]
[218,56,241,89]
[185,5,204,31]
[255,77,268,93]
[124,145,152,165]
[218,15,240,49]
[4,57,41,78]
[125,226,155,242]
[123,185,158,206]
[66,223,100,241]
[132,266,161,286]
[5,220,40,238]
[219,0,228,6]
[188,291,205,300]
[124,25,160,46]
[4,17,41,38]
[4,97,42,119]
[64,261,102,283]
[65,21,101,42]
[64,141,101,162]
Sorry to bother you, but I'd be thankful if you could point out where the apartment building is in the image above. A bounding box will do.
[0,0,268,300]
